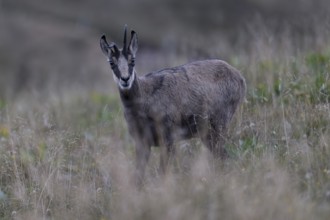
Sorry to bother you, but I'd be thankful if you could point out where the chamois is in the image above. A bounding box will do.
[100,27,246,184]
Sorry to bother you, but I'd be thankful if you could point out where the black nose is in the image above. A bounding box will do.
[121,77,129,82]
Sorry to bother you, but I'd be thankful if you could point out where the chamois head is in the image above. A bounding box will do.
[100,26,138,90]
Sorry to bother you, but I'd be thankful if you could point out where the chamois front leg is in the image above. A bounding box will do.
[158,124,175,175]
[134,141,151,187]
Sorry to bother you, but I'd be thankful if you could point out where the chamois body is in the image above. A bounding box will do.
[100,28,246,184]
[123,60,244,148]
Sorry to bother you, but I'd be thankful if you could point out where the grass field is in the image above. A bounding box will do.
[1,30,330,219]
[1,1,330,219]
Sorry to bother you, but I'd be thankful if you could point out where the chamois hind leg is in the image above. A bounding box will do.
[202,120,228,160]
[159,141,175,175]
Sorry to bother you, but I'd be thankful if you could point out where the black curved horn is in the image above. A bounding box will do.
[123,24,128,54]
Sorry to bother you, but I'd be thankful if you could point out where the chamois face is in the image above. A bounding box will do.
[100,29,138,91]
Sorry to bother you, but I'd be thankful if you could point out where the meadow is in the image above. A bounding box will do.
[1,30,330,219]
[1,1,330,219]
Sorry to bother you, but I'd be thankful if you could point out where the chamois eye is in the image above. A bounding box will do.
[109,58,117,68]
[130,58,135,66]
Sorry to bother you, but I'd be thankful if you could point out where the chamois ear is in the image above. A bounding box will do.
[110,44,120,57]
[100,34,120,58]
[129,31,138,57]
[100,34,110,56]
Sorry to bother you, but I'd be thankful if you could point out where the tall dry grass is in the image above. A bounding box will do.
[1,21,330,220]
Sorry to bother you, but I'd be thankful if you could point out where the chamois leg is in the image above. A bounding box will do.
[135,142,151,186]
[202,125,228,159]
[158,118,176,175]
[159,141,175,175]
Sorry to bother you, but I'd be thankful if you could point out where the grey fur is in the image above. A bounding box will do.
[100,29,246,185]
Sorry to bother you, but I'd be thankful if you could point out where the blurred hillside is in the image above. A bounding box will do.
[0,0,330,98]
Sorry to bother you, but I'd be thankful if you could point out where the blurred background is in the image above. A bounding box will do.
[0,0,330,99]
